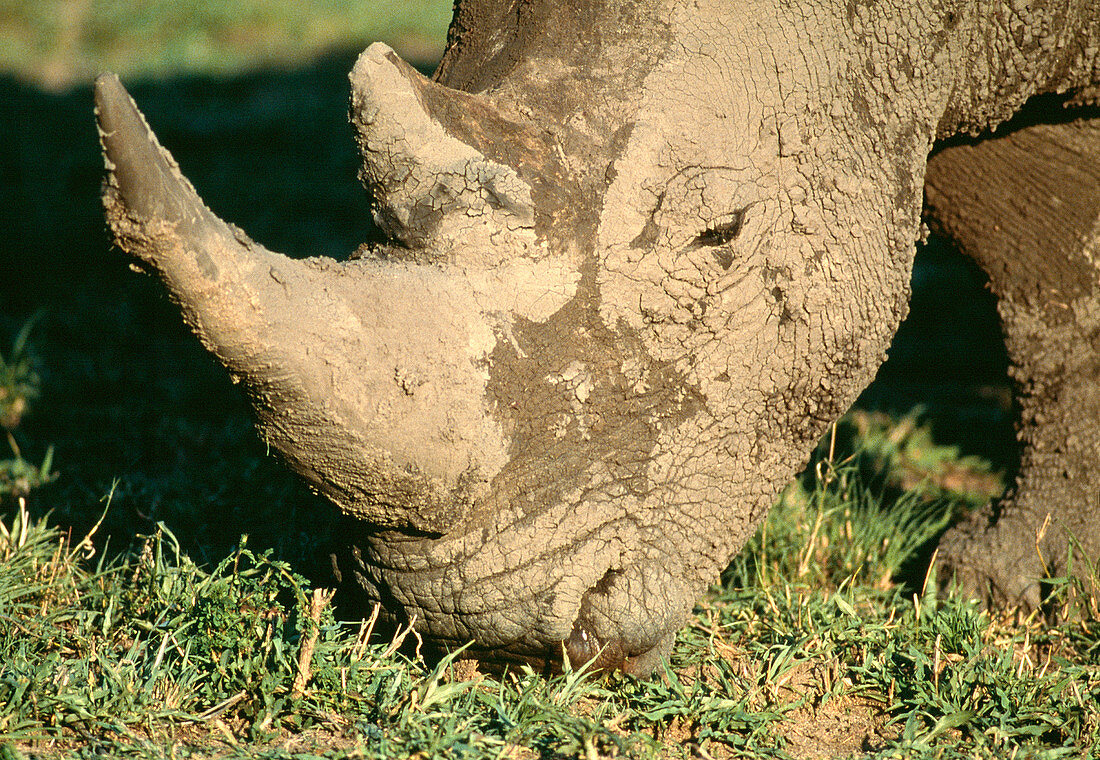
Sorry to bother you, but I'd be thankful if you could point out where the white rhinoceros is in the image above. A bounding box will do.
[95,0,1100,673]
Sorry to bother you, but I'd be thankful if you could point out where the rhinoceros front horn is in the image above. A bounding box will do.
[96,74,216,236]
[94,72,517,536]
[94,71,295,377]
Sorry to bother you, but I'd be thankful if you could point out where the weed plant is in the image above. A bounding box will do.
[0,319,54,500]
[0,316,39,433]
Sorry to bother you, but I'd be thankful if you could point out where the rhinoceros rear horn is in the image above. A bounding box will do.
[350,43,558,246]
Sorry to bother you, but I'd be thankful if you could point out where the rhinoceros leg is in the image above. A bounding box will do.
[924,111,1100,610]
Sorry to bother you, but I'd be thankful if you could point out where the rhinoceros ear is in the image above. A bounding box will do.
[350,43,548,247]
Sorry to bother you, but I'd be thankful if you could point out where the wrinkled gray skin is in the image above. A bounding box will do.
[95,0,1100,674]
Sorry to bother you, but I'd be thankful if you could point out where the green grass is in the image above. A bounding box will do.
[1,396,1097,758]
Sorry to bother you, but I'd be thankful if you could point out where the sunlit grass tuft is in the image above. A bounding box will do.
[1,408,1097,757]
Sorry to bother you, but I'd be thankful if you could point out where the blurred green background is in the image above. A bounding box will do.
[0,1,1015,583]
[0,0,450,88]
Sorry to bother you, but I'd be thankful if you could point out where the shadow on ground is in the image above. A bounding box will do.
[0,51,1016,586]
[0,50,387,580]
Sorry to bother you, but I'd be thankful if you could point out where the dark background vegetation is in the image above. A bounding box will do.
[0,4,1016,585]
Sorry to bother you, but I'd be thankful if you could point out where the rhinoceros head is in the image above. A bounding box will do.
[96,0,931,673]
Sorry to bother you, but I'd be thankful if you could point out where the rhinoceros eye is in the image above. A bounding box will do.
[693,208,746,269]
[694,208,745,246]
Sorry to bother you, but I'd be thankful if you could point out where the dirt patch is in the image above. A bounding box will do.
[779,694,895,759]
[657,647,897,760]
[767,661,897,760]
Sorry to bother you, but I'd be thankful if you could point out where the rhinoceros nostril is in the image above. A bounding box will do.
[564,620,629,673]
[562,567,637,672]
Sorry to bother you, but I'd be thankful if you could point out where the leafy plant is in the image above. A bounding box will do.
[0,316,40,432]
[829,408,1005,510]
[0,438,54,499]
